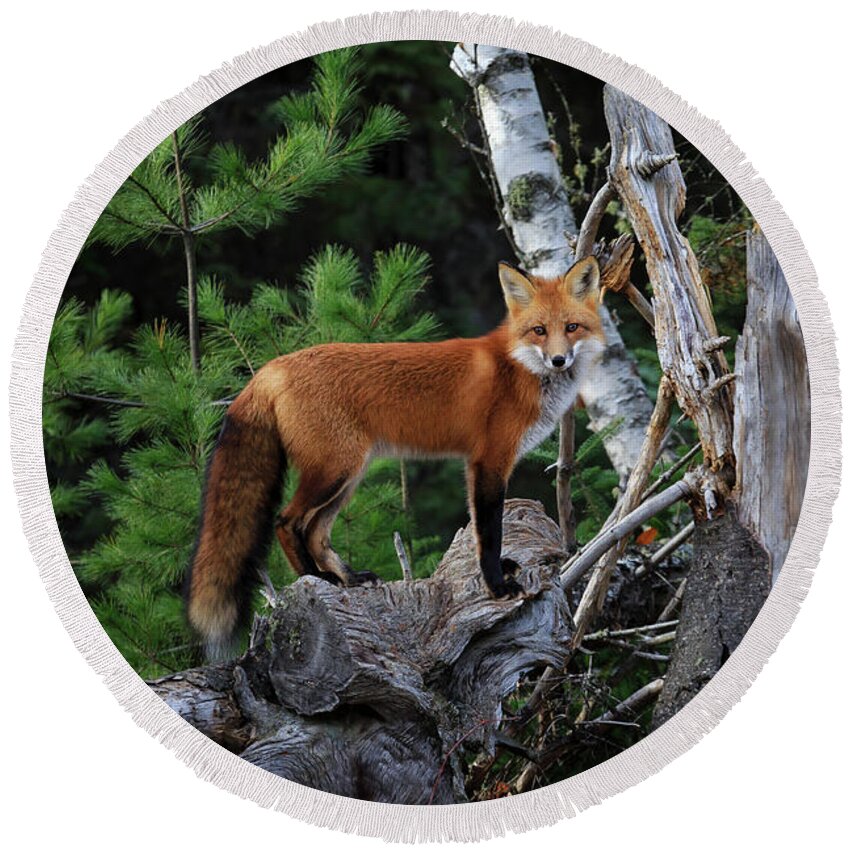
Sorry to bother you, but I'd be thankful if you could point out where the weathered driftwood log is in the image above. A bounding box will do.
[148,664,252,752]
[601,85,770,727]
[735,228,810,584]
[449,44,658,479]
[150,500,571,804]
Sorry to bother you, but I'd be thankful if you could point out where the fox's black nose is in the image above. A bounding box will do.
[551,355,566,368]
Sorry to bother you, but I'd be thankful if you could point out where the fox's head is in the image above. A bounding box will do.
[499,256,605,377]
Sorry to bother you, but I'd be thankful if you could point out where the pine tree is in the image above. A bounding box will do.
[44,49,442,678]
[88,47,407,372]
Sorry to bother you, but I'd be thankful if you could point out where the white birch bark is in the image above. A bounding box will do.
[451,44,656,477]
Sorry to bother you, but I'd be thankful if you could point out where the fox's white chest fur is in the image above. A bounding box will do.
[516,371,581,458]
[512,335,604,460]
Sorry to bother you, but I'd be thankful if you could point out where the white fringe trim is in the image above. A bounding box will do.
[8,9,841,843]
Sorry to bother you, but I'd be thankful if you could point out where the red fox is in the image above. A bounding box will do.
[186,256,604,657]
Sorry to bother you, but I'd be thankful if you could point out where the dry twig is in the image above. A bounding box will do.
[393,531,413,582]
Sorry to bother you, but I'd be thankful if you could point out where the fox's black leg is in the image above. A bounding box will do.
[501,557,521,576]
[469,463,523,599]
[276,514,322,577]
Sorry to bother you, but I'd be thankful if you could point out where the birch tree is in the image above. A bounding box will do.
[450,45,658,479]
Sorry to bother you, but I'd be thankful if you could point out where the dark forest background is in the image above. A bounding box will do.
[45,41,748,681]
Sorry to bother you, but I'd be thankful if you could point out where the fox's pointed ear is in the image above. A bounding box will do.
[564,256,601,302]
[499,262,536,312]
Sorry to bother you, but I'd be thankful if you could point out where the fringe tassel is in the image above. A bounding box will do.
[8,10,841,843]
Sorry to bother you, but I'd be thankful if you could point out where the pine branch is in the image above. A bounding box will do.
[47,391,235,409]
[48,391,145,409]
[126,175,182,229]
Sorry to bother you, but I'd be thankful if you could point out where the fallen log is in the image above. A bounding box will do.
[150,499,572,804]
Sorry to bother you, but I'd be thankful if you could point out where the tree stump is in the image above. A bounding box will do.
[150,499,572,804]
[735,228,810,584]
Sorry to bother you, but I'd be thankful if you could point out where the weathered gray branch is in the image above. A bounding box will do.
[151,500,572,804]
[555,406,577,549]
[578,189,655,328]
[560,476,692,592]
[641,443,701,500]
[575,182,615,259]
[648,521,695,568]
[569,376,675,640]
[393,530,413,581]
[604,86,736,492]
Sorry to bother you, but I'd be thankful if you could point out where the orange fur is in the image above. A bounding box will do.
[185,257,604,656]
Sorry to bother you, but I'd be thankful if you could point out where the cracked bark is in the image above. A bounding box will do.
[734,228,810,584]
[652,507,770,725]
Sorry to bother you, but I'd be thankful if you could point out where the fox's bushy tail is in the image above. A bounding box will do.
[185,388,285,659]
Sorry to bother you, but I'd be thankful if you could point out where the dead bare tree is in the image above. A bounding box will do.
[500,86,783,785]
[592,86,771,726]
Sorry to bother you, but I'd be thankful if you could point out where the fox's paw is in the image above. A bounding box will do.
[500,557,522,576]
[348,568,382,587]
[316,571,343,586]
[488,576,525,599]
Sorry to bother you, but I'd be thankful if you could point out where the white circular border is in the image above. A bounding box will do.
[9,10,841,843]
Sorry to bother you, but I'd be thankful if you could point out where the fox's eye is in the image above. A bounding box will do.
[566,322,579,333]
[532,325,546,336]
